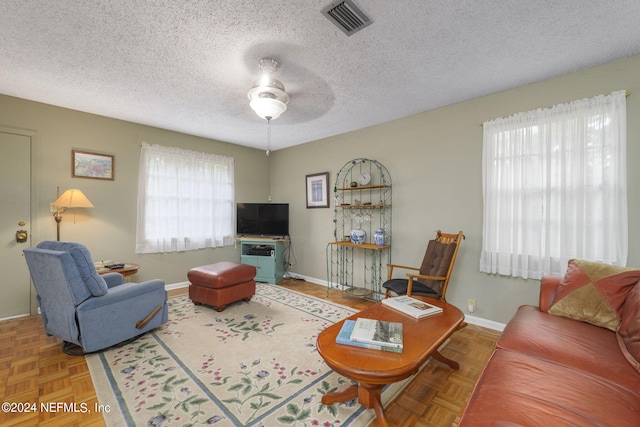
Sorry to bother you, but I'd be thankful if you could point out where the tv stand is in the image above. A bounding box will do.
[238,237,286,284]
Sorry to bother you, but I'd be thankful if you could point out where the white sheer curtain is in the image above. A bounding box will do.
[480,90,627,279]
[136,143,235,253]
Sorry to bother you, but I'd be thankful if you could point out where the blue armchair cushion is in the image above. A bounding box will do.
[38,241,108,297]
[25,247,91,306]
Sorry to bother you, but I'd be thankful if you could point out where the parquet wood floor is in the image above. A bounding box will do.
[0,280,499,426]
[280,280,501,427]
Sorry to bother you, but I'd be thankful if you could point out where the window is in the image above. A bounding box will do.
[480,91,627,279]
[136,143,235,253]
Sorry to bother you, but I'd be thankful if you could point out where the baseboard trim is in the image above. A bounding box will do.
[463,314,506,332]
[284,272,328,285]
[0,313,30,322]
[166,281,189,291]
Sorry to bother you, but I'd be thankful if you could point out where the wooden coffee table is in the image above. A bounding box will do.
[316,297,464,427]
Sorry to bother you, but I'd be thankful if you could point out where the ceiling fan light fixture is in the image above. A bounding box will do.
[249,96,287,120]
[248,57,289,120]
[247,57,291,155]
[256,74,286,92]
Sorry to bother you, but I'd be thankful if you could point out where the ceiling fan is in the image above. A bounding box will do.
[247,58,290,156]
[247,58,289,121]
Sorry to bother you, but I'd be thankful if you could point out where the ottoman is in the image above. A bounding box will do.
[188,262,257,312]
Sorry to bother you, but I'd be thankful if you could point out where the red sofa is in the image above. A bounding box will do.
[458,261,640,426]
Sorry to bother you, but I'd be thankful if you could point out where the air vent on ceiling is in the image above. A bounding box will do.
[322,0,372,36]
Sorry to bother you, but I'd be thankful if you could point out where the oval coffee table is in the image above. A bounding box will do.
[316,297,464,427]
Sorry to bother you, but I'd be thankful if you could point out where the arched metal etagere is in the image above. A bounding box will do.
[326,158,392,300]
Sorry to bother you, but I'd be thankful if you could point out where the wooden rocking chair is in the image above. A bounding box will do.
[383,230,464,301]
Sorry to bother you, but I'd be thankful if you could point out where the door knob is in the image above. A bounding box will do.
[16,230,28,243]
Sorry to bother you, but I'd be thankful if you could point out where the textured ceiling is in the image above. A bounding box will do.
[2,1,640,152]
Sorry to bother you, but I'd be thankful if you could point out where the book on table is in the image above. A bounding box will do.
[350,318,403,349]
[335,320,402,353]
[381,295,443,319]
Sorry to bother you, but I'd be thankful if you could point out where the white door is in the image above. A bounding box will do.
[0,129,33,319]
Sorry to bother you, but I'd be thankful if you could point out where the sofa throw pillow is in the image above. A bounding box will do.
[617,284,640,373]
[548,259,640,331]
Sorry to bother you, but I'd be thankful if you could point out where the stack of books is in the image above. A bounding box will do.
[381,295,443,319]
[335,318,403,353]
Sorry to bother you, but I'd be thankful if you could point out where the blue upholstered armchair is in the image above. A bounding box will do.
[23,241,168,354]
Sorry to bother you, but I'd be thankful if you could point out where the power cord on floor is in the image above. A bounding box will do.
[282,236,298,277]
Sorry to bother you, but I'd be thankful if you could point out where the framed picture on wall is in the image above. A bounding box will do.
[72,150,114,180]
[306,172,330,208]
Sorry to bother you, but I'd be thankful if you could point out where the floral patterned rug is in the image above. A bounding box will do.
[86,284,416,426]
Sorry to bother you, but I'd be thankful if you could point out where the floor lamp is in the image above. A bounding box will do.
[52,188,94,241]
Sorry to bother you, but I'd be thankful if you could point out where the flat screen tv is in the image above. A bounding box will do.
[236,203,289,237]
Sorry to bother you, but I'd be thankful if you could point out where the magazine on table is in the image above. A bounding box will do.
[350,318,403,349]
[382,295,443,319]
[335,320,402,353]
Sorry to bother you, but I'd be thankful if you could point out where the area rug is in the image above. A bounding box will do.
[86,284,419,426]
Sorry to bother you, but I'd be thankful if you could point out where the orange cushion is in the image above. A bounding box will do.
[548,260,640,331]
[188,262,256,289]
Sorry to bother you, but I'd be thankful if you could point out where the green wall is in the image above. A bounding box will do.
[2,54,639,324]
[0,95,270,285]
[270,54,640,324]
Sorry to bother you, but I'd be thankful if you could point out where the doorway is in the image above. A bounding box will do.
[0,128,35,319]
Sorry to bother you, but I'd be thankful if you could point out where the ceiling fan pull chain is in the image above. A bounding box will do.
[266,117,272,156]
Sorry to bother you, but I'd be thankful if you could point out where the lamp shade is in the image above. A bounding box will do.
[52,189,94,208]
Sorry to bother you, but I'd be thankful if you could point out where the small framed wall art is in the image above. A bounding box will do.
[306,172,330,208]
[72,150,114,180]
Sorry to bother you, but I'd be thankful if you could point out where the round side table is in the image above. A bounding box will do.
[95,262,140,282]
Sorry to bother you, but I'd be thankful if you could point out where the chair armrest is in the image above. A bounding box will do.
[387,263,420,271]
[78,279,165,311]
[539,276,562,312]
[406,273,446,281]
[386,263,419,280]
[76,279,167,352]
[101,272,124,288]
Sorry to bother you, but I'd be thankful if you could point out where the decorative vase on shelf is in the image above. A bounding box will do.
[374,229,385,246]
[350,228,366,244]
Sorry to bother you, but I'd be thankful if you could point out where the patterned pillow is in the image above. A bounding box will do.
[548,260,640,331]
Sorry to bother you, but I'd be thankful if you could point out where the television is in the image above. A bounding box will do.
[236,203,289,237]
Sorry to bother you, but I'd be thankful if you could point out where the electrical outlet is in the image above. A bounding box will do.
[467,299,476,313]
[49,202,58,213]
